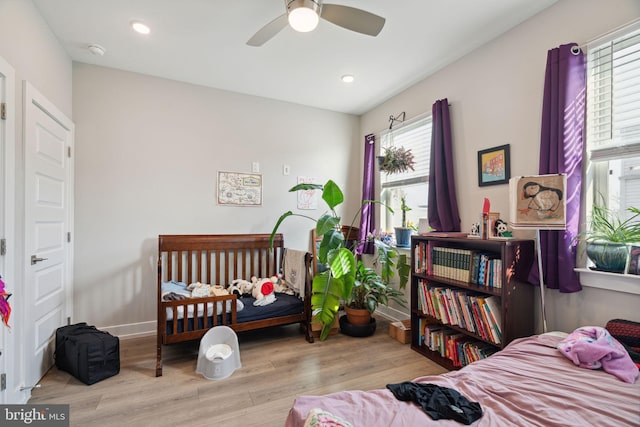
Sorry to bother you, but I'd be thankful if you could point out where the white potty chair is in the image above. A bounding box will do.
[196,326,241,380]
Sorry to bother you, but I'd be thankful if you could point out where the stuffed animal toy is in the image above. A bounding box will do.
[251,276,277,306]
[228,279,253,297]
[187,282,229,297]
[188,282,210,298]
[493,219,512,238]
[273,276,295,295]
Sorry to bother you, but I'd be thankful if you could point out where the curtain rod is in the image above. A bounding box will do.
[571,17,640,53]
[372,106,449,140]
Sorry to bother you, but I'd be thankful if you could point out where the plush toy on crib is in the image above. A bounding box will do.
[251,276,277,306]
[273,275,295,295]
[187,282,229,298]
[227,279,253,297]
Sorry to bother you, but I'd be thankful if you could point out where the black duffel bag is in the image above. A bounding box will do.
[55,322,120,385]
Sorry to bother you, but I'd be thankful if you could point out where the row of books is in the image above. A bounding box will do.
[414,243,503,288]
[418,321,498,367]
[416,281,503,344]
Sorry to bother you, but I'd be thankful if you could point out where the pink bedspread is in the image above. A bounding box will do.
[285,335,640,427]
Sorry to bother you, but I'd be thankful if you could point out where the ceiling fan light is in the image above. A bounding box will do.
[288,7,319,32]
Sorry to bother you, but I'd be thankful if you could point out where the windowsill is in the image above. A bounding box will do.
[393,246,412,257]
[575,268,640,295]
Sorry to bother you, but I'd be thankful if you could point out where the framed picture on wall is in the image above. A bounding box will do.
[478,144,510,187]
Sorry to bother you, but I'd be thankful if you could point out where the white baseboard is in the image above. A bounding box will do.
[100,321,156,340]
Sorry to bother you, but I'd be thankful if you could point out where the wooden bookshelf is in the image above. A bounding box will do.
[410,235,535,370]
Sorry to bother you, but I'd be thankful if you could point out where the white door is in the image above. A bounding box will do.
[23,82,74,389]
[0,56,16,403]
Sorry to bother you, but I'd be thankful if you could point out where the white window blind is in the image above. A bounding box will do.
[380,116,432,187]
[587,23,640,161]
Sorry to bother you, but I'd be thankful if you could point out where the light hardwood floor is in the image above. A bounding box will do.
[29,317,447,427]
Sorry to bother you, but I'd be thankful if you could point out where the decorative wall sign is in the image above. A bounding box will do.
[478,144,510,187]
[297,176,319,210]
[217,171,262,206]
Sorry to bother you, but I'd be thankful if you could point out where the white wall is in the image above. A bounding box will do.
[0,0,73,404]
[72,64,360,335]
[361,0,640,330]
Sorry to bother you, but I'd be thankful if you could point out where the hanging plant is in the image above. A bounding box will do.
[378,146,415,175]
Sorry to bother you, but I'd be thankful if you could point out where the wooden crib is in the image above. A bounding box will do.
[156,233,313,376]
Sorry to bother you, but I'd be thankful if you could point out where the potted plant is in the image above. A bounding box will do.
[394,196,413,248]
[578,204,640,273]
[270,179,409,340]
[344,259,406,326]
[378,146,415,175]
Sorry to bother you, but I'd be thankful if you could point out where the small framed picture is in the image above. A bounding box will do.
[478,144,510,187]
[626,245,640,275]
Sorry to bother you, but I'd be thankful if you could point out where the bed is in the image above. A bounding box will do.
[156,233,313,377]
[285,333,640,426]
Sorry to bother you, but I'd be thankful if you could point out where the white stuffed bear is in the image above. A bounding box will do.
[251,276,277,306]
[228,279,253,297]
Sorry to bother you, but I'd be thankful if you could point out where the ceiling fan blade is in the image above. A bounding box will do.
[320,4,385,37]
[247,14,289,47]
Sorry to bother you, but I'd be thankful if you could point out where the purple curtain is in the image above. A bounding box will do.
[529,43,586,293]
[428,99,461,232]
[358,134,376,254]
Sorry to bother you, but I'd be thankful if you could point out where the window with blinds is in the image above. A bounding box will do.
[379,116,431,234]
[587,21,640,218]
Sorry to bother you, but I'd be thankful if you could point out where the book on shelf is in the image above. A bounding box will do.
[430,246,475,282]
[483,295,503,344]
[421,324,496,366]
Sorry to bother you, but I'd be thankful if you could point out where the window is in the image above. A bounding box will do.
[586,22,640,221]
[379,116,431,234]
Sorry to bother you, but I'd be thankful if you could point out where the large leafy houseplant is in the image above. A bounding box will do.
[578,204,640,272]
[270,179,409,340]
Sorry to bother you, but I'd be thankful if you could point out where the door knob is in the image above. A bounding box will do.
[31,255,48,265]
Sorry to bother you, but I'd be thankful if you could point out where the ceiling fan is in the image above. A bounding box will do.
[247,0,386,47]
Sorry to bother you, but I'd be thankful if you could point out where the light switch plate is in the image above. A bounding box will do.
[283,164,290,175]
[252,162,260,173]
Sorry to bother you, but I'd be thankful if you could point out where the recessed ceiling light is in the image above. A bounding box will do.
[131,21,150,35]
[341,74,355,83]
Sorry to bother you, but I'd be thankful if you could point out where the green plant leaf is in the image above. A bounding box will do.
[319,228,344,263]
[322,180,344,210]
[311,272,342,341]
[269,211,293,247]
[317,213,340,236]
[288,183,324,192]
[396,254,410,289]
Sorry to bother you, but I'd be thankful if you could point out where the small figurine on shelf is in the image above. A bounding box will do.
[493,219,513,238]
[470,222,480,238]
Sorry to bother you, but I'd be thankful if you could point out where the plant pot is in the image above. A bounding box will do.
[339,315,376,337]
[395,227,412,248]
[345,306,371,325]
[586,241,629,273]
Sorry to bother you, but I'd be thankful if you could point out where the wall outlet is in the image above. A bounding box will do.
[252,162,260,173]
[283,164,290,175]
